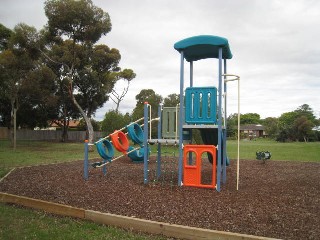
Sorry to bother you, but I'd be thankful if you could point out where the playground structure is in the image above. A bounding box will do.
[84,35,240,191]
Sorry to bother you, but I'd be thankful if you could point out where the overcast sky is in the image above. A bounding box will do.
[1,0,320,120]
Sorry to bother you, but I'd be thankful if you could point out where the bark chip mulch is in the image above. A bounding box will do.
[1,157,319,240]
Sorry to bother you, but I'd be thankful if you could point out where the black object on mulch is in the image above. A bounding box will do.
[1,157,320,240]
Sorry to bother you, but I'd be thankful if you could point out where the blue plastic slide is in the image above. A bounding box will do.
[200,129,230,166]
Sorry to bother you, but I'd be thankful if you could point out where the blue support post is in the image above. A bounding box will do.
[84,140,89,180]
[223,59,227,183]
[157,104,162,178]
[103,159,107,176]
[217,48,223,192]
[188,61,193,164]
[190,61,193,87]
[143,102,149,184]
[178,51,184,186]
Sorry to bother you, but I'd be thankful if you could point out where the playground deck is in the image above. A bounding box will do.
[1,158,319,240]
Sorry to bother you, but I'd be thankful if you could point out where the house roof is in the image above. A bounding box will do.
[240,124,265,131]
[50,120,80,128]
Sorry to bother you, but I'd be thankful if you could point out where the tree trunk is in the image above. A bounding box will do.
[69,90,94,149]
[61,120,68,142]
[10,100,17,151]
[115,101,120,113]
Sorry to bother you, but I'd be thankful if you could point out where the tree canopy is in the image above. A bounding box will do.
[276,104,318,142]
[163,93,180,107]
[0,0,136,145]
[131,89,162,120]
[44,0,111,43]
[0,23,12,51]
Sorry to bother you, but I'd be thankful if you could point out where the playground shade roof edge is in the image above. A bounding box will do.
[174,35,233,61]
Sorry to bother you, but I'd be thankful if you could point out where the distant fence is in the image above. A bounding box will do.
[0,127,9,139]
[0,128,104,142]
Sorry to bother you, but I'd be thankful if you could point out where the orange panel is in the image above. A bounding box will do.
[183,145,216,189]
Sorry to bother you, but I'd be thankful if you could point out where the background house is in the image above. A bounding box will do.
[240,124,267,139]
[49,120,81,130]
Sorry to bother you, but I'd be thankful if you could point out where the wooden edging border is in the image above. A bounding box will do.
[0,192,85,219]
[0,168,16,183]
[0,192,279,240]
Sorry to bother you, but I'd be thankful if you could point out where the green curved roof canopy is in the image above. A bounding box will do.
[174,35,233,62]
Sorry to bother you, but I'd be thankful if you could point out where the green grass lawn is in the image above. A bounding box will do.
[0,140,101,178]
[0,203,166,240]
[1,139,319,178]
[153,138,320,162]
[0,140,100,167]
[227,139,320,161]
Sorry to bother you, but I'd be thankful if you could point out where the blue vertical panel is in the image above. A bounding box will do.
[143,103,149,184]
[83,140,89,180]
[157,105,162,178]
[223,59,227,183]
[185,87,217,124]
[178,51,184,186]
[217,48,223,192]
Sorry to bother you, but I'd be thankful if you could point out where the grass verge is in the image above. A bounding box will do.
[227,139,320,161]
[149,138,320,162]
[0,203,166,240]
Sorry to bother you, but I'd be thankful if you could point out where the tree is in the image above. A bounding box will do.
[276,104,317,142]
[43,0,132,145]
[44,0,111,43]
[163,93,180,107]
[0,23,60,133]
[277,111,298,141]
[226,113,238,138]
[0,23,38,149]
[101,110,130,135]
[17,65,58,129]
[240,113,261,125]
[0,23,12,51]
[0,97,10,127]
[293,116,315,142]
[0,24,12,127]
[74,44,120,117]
[131,89,162,138]
[263,117,279,139]
[109,69,136,112]
[42,40,83,141]
[132,89,162,120]
[294,104,316,122]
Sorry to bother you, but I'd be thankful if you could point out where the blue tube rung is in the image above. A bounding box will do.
[96,139,114,162]
[127,123,144,146]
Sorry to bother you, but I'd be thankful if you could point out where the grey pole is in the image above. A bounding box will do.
[84,140,89,180]
[223,59,227,183]
[157,104,162,178]
[143,102,149,184]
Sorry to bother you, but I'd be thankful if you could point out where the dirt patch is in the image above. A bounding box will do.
[1,157,319,239]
